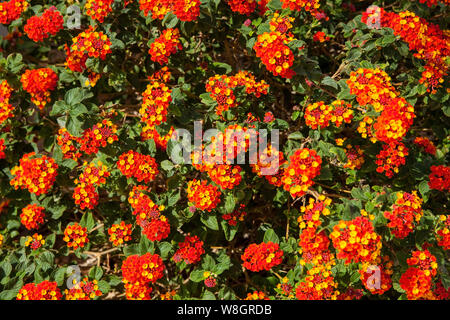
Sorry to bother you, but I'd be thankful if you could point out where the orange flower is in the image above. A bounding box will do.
[20,68,58,109]
[20,204,45,230]
[63,223,89,250]
[10,152,58,195]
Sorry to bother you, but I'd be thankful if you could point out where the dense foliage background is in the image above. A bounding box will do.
[0,0,449,300]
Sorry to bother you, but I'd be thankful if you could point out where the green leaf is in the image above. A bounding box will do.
[201,214,219,230]
[263,228,279,244]
[224,194,236,213]
[190,269,205,282]
[89,266,104,280]
[321,76,338,90]
[64,88,93,106]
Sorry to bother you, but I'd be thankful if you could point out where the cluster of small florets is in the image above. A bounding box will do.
[149,28,183,65]
[17,281,62,300]
[20,68,58,109]
[0,80,14,126]
[343,144,365,170]
[121,253,165,300]
[270,12,294,35]
[117,150,159,183]
[281,148,322,198]
[25,233,45,250]
[359,255,393,295]
[63,223,89,250]
[0,0,28,25]
[73,161,110,209]
[0,138,5,159]
[207,164,242,190]
[416,0,450,7]
[383,191,423,239]
[173,235,205,264]
[244,291,270,300]
[298,227,331,265]
[436,215,449,250]
[407,249,438,278]
[24,7,63,42]
[78,119,118,155]
[108,221,133,246]
[362,8,450,93]
[330,216,382,264]
[85,0,114,23]
[222,204,247,226]
[428,165,450,192]
[128,185,164,223]
[66,26,112,72]
[414,137,437,156]
[140,80,172,127]
[313,31,330,42]
[56,128,82,161]
[227,0,257,15]
[205,71,269,116]
[295,263,339,300]
[254,31,296,79]
[173,0,201,21]
[298,195,332,230]
[399,266,433,300]
[202,271,218,288]
[139,0,200,21]
[186,179,222,212]
[141,124,174,150]
[241,241,283,272]
[20,204,45,230]
[280,0,321,16]
[139,0,172,20]
[64,278,103,300]
[141,215,171,242]
[251,144,286,187]
[10,152,58,195]
[375,141,409,178]
[305,100,354,130]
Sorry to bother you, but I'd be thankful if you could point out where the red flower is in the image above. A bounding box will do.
[241,242,283,272]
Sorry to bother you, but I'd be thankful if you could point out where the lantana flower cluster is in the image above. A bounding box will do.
[241,242,284,272]
[330,216,382,264]
[414,137,437,156]
[186,179,222,212]
[66,26,112,73]
[383,191,423,239]
[205,71,269,116]
[358,256,393,295]
[10,152,58,195]
[173,235,205,264]
[117,150,159,183]
[0,0,28,25]
[20,68,58,109]
[17,281,62,300]
[127,185,169,241]
[0,80,14,125]
[281,148,322,198]
[428,165,450,192]
[24,233,45,250]
[436,215,449,250]
[108,221,133,246]
[63,223,89,250]
[222,204,247,226]
[85,0,114,23]
[139,0,200,21]
[20,204,45,230]
[64,278,103,300]
[304,100,354,129]
[24,7,63,42]
[363,8,450,93]
[121,253,165,300]
[148,28,183,65]
[73,161,110,209]
[254,31,296,79]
